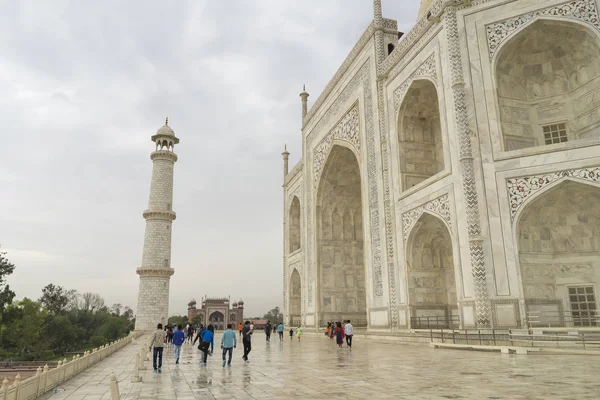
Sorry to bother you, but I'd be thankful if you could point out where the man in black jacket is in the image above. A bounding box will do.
[241,321,252,362]
[265,321,272,342]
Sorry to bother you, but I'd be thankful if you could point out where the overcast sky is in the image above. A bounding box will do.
[1,1,420,318]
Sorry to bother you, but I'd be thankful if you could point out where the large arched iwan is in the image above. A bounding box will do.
[495,19,600,151]
[316,145,367,327]
[289,268,302,326]
[406,212,458,329]
[516,180,600,327]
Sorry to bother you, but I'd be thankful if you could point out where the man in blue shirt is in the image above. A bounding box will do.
[199,325,214,365]
[277,322,284,341]
[172,324,185,364]
[220,324,237,367]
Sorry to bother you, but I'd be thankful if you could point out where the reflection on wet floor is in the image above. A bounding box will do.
[42,331,600,399]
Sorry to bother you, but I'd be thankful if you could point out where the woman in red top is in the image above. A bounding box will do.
[335,321,345,348]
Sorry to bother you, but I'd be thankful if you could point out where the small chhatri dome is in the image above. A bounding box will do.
[156,117,175,136]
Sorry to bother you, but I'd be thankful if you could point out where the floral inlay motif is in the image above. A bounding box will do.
[402,194,452,241]
[486,0,600,59]
[507,167,600,220]
[312,105,360,188]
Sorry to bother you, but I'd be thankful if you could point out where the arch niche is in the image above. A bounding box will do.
[289,196,301,253]
[316,145,367,326]
[289,269,302,326]
[209,311,225,330]
[517,180,600,327]
[406,213,458,328]
[496,20,600,151]
[229,314,237,324]
[397,79,444,191]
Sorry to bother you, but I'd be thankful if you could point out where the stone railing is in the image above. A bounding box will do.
[0,331,142,399]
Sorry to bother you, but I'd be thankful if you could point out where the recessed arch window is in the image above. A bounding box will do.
[496,20,600,151]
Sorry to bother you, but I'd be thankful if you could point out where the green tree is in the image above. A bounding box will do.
[39,284,73,315]
[191,314,203,326]
[262,306,283,325]
[168,315,188,326]
[0,246,16,316]
[2,298,47,359]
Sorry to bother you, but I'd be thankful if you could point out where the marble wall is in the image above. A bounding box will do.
[407,213,457,318]
[289,196,301,253]
[497,20,600,151]
[398,80,444,190]
[289,269,302,325]
[317,145,367,324]
[518,181,600,325]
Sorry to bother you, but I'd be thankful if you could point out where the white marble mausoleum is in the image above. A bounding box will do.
[282,0,600,330]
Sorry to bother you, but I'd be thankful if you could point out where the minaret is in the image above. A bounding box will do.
[299,85,309,120]
[281,144,290,177]
[135,118,180,331]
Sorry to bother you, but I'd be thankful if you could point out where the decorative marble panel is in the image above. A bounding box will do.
[312,105,360,188]
[486,0,600,60]
[307,61,385,304]
[393,53,437,113]
[402,194,452,242]
[507,167,600,220]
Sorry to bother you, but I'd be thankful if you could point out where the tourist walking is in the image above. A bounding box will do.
[150,323,167,373]
[289,327,294,340]
[335,322,345,349]
[166,326,173,346]
[187,325,194,344]
[296,326,303,342]
[172,324,185,364]
[199,325,215,365]
[344,320,354,348]
[238,323,243,338]
[241,321,252,362]
[277,322,284,341]
[220,324,237,367]
[265,320,272,342]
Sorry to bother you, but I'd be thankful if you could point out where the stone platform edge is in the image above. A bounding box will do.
[1,331,143,399]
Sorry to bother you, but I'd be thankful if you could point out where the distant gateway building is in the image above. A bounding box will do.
[187,297,244,330]
[282,0,600,330]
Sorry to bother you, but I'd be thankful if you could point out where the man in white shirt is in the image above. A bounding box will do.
[344,320,354,348]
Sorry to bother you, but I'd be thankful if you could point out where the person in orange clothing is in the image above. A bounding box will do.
[237,323,243,338]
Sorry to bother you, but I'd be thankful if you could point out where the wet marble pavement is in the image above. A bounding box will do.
[135,332,599,399]
[43,332,600,399]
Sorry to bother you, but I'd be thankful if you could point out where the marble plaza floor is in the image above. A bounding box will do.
[41,332,599,399]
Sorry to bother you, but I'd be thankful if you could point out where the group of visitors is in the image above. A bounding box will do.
[149,319,314,373]
[324,320,354,348]
[149,320,258,372]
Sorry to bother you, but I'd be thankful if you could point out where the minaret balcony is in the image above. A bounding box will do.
[136,267,175,277]
[143,209,177,221]
[150,151,178,162]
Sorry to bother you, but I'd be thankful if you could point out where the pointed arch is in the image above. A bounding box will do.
[516,180,600,327]
[316,145,367,326]
[495,19,600,151]
[289,268,302,326]
[397,79,445,191]
[406,212,459,328]
[288,196,301,253]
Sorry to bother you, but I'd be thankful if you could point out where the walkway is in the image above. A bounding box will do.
[41,332,599,399]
